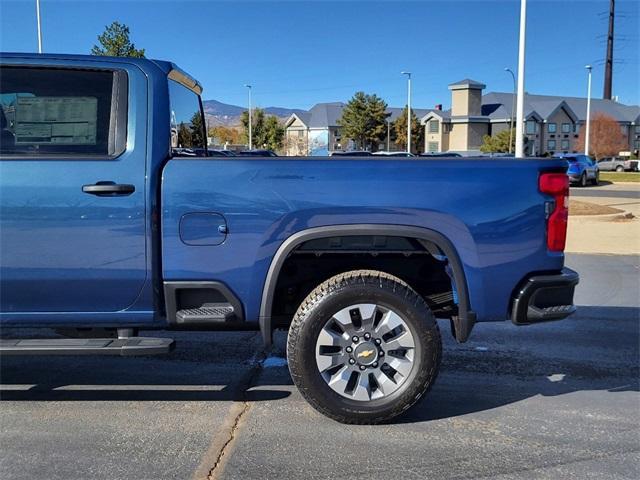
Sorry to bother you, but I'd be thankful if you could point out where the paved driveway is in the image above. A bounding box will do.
[1,253,638,480]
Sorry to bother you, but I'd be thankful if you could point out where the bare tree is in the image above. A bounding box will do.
[576,112,628,159]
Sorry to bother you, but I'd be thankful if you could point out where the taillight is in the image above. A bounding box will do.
[539,173,569,252]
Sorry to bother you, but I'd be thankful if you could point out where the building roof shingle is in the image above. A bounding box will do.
[482,92,640,123]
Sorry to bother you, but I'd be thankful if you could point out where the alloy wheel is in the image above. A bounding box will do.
[315,303,416,401]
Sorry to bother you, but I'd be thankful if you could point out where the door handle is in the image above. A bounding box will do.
[82,181,135,197]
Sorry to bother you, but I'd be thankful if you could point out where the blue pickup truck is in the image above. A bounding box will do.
[0,54,579,424]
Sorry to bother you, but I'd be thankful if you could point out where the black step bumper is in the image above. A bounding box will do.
[511,268,579,325]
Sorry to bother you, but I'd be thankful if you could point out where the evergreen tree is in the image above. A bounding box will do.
[91,21,145,57]
[338,92,389,150]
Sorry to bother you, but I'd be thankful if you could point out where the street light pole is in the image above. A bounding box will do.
[402,71,411,154]
[36,0,42,53]
[515,0,527,158]
[244,84,252,150]
[585,65,592,156]
[505,68,516,154]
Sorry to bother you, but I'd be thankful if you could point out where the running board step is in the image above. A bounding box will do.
[0,337,174,356]
[176,303,235,324]
[528,304,576,322]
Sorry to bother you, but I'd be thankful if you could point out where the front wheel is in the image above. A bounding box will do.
[616,165,624,172]
[287,270,442,424]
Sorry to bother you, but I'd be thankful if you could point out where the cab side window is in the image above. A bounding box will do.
[0,66,127,157]
[169,79,206,156]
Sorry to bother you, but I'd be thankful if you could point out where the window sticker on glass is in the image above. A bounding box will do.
[14,97,98,145]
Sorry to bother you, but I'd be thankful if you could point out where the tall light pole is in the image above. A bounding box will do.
[401,71,411,154]
[36,0,43,53]
[244,84,252,150]
[515,0,527,158]
[504,68,516,154]
[585,65,593,156]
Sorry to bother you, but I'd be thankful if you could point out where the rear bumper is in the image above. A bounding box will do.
[511,268,579,325]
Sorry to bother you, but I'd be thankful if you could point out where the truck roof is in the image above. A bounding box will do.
[0,52,202,94]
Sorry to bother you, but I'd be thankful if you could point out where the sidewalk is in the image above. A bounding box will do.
[566,184,640,255]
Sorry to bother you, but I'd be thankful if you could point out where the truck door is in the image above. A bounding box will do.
[0,61,148,318]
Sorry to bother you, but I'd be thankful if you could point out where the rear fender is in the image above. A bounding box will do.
[258,224,475,347]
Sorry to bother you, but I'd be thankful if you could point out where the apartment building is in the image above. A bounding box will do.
[420,79,640,155]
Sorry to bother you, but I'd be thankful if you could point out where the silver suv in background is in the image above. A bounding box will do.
[597,157,639,172]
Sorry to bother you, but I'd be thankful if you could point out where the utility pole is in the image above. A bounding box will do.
[36,0,43,53]
[402,71,412,154]
[244,84,252,150]
[585,65,593,156]
[505,68,516,154]
[603,0,614,99]
[515,0,527,158]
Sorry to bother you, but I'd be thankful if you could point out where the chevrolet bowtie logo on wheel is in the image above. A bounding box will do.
[357,349,375,359]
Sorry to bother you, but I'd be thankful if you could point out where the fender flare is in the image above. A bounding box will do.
[258,224,475,346]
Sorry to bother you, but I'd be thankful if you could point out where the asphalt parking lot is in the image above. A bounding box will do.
[570,181,640,199]
[1,252,638,480]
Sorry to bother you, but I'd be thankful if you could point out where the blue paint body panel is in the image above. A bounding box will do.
[161,158,565,324]
[0,53,568,332]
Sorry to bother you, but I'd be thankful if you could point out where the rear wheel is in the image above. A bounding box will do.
[287,270,442,424]
[615,165,624,172]
[592,171,600,185]
[579,173,587,187]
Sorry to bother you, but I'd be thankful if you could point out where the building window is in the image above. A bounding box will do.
[526,121,536,134]
[574,123,580,133]
[427,142,438,152]
[547,123,557,133]
[635,125,640,133]
[297,130,304,138]
[428,120,439,133]
[562,123,571,133]
[547,140,556,151]
[561,139,570,150]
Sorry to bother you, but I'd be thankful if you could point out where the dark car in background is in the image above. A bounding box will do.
[597,156,638,172]
[419,152,463,158]
[208,149,237,157]
[329,150,373,156]
[373,151,415,157]
[239,149,278,157]
[555,154,599,187]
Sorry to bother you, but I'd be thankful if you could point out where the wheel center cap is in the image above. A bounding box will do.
[354,341,378,365]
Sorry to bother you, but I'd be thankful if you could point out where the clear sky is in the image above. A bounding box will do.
[1,0,638,109]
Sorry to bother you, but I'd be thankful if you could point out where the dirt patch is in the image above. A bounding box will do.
[569,200,624,216]
[609,213,637,222]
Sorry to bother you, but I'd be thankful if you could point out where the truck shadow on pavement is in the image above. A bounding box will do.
[0,306,637,425]
[0,331,290,403]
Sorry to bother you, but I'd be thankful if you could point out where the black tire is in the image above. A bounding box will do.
[592,171,599,185]
[287,270,442,424]
[579,173,587,187]
[615,165,624,172]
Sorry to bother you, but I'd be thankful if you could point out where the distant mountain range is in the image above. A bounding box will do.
[203,99,306,127]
